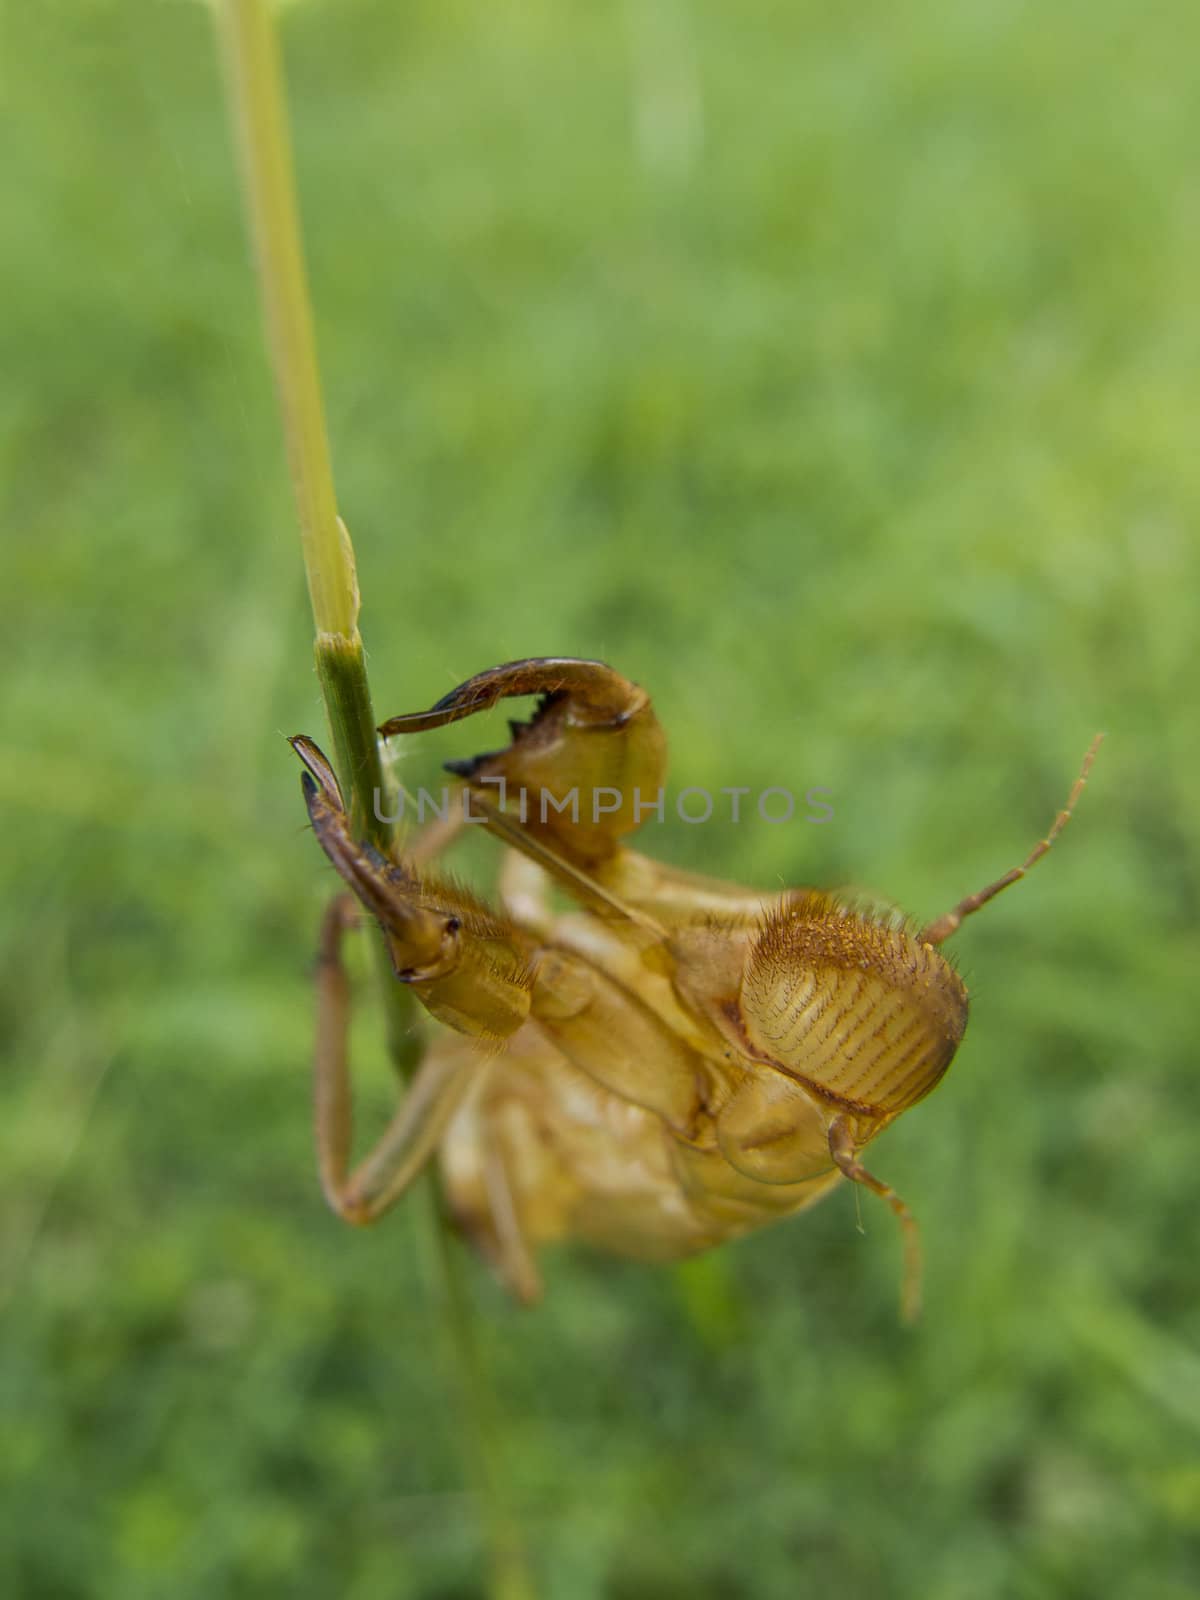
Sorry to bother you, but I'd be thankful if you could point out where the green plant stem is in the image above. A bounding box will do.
[217,0,353,642]
[218,0,410,1054]
[316,634,418,1071]
[313,633,392,851]
[216,4,532,1595]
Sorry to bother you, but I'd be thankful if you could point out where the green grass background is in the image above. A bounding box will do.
[3,1,1198,1596]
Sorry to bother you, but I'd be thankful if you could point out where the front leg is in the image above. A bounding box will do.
[377,658,668,872]
[294,736,536,1040]
[315,895,487,1223]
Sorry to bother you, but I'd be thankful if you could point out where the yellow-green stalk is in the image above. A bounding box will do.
[216,0,382,840]
[216,5,533,1596]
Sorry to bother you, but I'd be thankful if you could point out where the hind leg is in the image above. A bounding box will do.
[438,1031,582,1305]
[437,1067,545,1305]
[480,1134,544,1305]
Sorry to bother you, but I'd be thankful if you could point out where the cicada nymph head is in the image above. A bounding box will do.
[738,893,969,1123]
[291,736,534,1041]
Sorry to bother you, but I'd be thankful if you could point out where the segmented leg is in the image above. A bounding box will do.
[921,733,1103,946]
[482,1136,544,1304]
[377,658,668,871]
[829,1116,923,1324]
[314,895,487,1223]
[294,735,553,1254]
[293,736,535,1040]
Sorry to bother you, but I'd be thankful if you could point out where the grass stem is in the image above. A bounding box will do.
[217,0,354,643]
[216,5,532,1593]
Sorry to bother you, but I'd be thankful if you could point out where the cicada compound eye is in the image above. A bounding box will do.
[739,893,969,1118]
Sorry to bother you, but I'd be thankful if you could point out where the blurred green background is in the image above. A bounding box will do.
[3,1,1197,1596]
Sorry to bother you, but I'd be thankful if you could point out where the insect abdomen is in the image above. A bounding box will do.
[740,893,969,1116]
